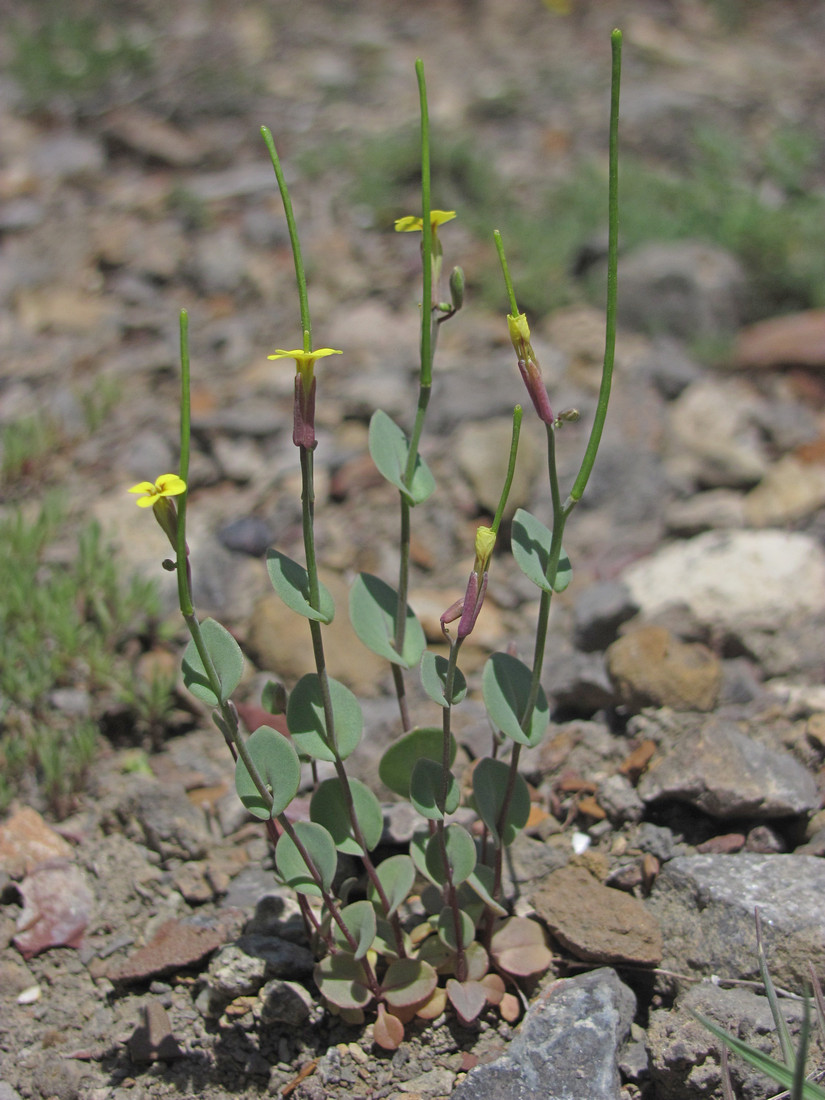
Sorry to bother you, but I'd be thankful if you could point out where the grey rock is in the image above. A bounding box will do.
[648,982,825,1100]
[0,1086,23,1100]
[546,650,615,716]
[634,822,676,862]
[30,132,106,180]
[573,581,638,652]
[113,776,211,862]
[638,718,818,819]
[259,979,321,1026]
[452,968,635,1100]
[455,417,543,516]
[647,853,825,988]
[637,337,703,399]
[198,935,314,1018]
[235,932,314,979]
[597,773,644,825]
[664,489,747,537]
[218,516,273,556]
[618,241,745,340]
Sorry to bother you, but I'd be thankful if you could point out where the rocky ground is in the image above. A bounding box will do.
[2,1,825,1098]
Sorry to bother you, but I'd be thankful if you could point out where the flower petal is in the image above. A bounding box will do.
[154,474,186,497]
[128,481,157,495]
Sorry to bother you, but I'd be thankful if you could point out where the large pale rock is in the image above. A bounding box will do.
[621,529,825,632]
[646,853,825,989]
[605,625,721,712]
[452,968,636,1100]
[665,378,768,488]
[638,718,818,819]
[531,864,663,966]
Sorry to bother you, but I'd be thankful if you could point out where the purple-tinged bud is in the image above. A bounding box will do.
[518,358,555,426]
[293,373,317,450]
[457,570,488,639]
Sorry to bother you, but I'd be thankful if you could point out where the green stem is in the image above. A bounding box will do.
[176,311,193,616]
[437,637,467,981]
[568,29,621,504]
[493,231,519,318]
[415,58,433,391]
[491,405,523,535]
[261,126,311,351]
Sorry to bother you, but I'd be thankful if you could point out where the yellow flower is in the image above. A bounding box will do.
[128,473,187,508]
[473,525,496,574]
[507,312,531,347]
[266,348,342,372]
[394,210,457,233]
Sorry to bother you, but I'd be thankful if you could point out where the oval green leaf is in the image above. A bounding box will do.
[465,864,507,918]
[349,573,426,668]
[275,821,337,898]
[511,508,572,593]
[410,758,459,821]
[314,952,373,1010]
[368,409,436,505]
[266,550,335,623]
[381,957,438,1009]
[472,757,531,846]
[482,652,549,748]
[234,725,301,820]
[425,824,476,887]
[310,776,383,854]
[379,727,455,798]
[333,901,377,960]
[182,618,244,705]
[287,674,362,761]
[370,854,415,916]
[420,651,467,707]
[437,906,475,952]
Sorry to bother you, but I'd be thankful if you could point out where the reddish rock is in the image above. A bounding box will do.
[14,860,93,959]
[127,999,184,1062]
[108,918,226,984]
[734,309,825,370]
[0,807,73,878]
[531,864,663,966]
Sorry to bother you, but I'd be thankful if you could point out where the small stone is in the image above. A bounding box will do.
[259,979,319,1026]
[0,806,73,878]
[597,774,644,826]
[531,865,663,966]
[666,378,767,488]
[743,455,825,527]
[127,1000,183,1063]
[605,625,721,712]
[14,860,93,960]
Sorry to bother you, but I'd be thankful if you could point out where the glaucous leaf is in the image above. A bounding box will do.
[332,900,376,960]
[368,409,435,505]
[425,824,476,887]
[266,550,335,623]
[310,776,383,854]
[379,727,454,798]
[287,674,362,761]
[275,821,337,898]
[437,906,475,952]
[472,757,531,845]
[446,978,487,1025]
[381,958,438,1009]
[369,854,415,917]
[420,651,467,707]
[182,618,243,705]
[511,508,572,593]
[349,573,426,668]
[314,952,372,1010]
[234,725,300,819]
[410,758,459,821]
[482,652,549,748]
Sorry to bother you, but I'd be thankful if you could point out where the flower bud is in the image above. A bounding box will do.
[449,266,465,312]
[518,358,555,426]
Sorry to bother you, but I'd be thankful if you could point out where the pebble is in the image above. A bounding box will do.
[733,308,825,369]
[127,999,183,1063]
[573,581,638,652]
[0,806,73,878]
[107,918,226,984]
